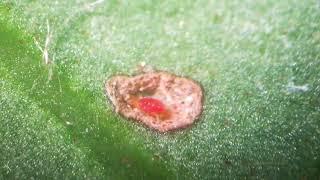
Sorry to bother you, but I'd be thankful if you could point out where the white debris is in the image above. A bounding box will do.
[84,0,105,11]
[140,61,146,67]
[179,20,184,28]
[256,81,267,94]
[285,82,310,93]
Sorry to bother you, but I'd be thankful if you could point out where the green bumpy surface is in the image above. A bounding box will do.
[1,0,320,179]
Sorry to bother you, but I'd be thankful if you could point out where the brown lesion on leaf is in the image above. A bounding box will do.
[105,68,204,132]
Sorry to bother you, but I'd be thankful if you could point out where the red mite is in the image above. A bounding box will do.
[138,97,166,116]
[129,96,170,120]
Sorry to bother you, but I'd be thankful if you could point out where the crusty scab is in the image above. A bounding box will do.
[105,71,203,132]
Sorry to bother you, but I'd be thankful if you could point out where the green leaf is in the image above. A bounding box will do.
[1,0,320,179]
